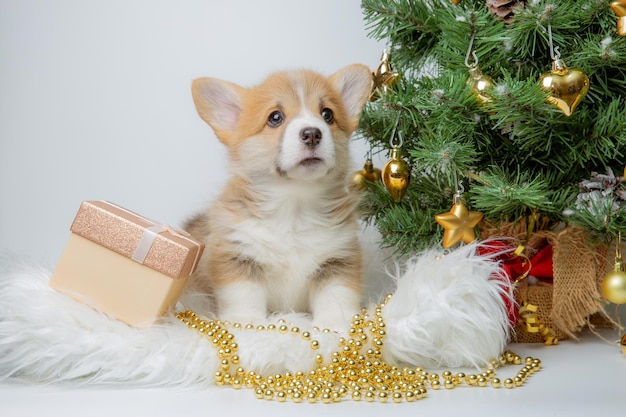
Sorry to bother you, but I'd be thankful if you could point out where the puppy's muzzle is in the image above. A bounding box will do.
[300,127,322,148]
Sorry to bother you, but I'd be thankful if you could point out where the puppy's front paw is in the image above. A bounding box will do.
[215,281,267,325]
[311,283,361,333]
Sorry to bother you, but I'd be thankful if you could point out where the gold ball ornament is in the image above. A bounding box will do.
[370,49,399,101]
[601,254,626,304]
[467,64,495,103]
[539,59,589,116]
[434,197,484,248]
[602,270,626,304]
[602,233,626,304]
[611,0,626,36]
[382,147,411,202]
[352,158,381,189]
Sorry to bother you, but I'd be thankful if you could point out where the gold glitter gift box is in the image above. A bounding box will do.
[50,201,204,326]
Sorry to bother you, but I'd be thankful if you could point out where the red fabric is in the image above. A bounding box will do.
[478,240,526,280]
[478,240,555,327]
[529,244,553,283]
[477,241,526,327]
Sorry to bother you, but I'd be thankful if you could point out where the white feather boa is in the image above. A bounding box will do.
[0,240,513,387]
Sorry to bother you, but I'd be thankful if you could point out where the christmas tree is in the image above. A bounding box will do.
[357,0,626,256]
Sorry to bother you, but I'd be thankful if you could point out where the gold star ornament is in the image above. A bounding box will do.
[435,198,483,248]
[370,49,399,101]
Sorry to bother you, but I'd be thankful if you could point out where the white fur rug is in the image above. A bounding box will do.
[0,240,513,387]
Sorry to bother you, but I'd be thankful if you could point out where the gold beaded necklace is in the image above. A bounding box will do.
[176,295,540,403]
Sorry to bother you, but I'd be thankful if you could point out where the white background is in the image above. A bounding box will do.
[1,3,624,417]
[0,0,383,266]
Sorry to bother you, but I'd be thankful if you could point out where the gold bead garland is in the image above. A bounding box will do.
[176,296,541,403]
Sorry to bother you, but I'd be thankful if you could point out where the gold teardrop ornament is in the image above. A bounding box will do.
[539,59,589,116]
[353,158,382,189]
[467,64,494,103]
[382,147,411,202]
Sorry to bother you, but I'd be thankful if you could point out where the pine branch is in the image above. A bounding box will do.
[469,165,560,221]
[360,181,444,255]
[358,0,626,251]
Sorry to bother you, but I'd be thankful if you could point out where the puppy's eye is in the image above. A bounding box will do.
[321,108,334,124]
[267,110,284,127]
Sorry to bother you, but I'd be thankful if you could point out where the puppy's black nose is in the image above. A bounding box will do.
[300,127,322,147]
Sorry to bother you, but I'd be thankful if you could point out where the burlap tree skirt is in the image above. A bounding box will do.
[482,221,618,343]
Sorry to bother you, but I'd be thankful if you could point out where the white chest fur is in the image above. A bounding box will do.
[226,183,358,313]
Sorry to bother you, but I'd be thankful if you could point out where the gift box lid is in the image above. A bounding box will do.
[69,200,204,279]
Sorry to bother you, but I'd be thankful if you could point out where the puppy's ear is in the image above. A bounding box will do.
[191,78,246,144]
[328,64,373,132]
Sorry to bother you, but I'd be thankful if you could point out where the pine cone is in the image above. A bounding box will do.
[486,0,525,23]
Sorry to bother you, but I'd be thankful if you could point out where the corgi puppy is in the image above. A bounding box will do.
[184,64,373,330]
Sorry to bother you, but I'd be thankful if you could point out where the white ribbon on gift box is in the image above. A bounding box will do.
[131,224,191,264]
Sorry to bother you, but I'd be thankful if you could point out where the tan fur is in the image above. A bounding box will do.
[185,64,372,329]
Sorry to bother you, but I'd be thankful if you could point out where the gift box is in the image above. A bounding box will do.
[50,201,204,326]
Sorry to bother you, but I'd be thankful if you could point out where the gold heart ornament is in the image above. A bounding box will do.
[540,59,589,116]
[611,0,626,36]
